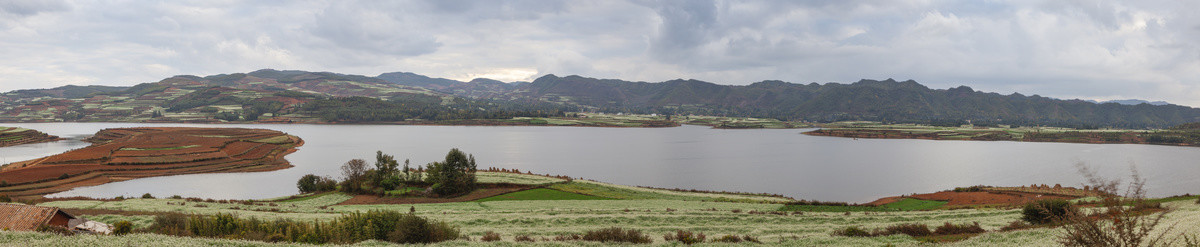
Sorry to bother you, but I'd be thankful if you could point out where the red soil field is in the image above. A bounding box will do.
[0,127,303,198]
[0,127,61,147]
[867,188,1081,207]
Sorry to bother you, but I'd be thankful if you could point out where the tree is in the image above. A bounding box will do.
[375,151,399,177]
[341,159,368,182]
[424,149,478,196]
[340,159,369,193]
[297,174,337,193]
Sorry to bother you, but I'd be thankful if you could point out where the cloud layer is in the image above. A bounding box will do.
[1,0,1197,105]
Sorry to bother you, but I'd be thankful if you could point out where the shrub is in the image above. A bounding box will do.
[1022,199,1073,224]
[742,235,762,243]
[266,233,287,243]
[663,230,705,244]
[387,214,430,243]
[832,226,873,237]
[953,185,986,192]
[428,221,460,243]
[169,195,183,199]
[149,213,189,235]
[298,174,338,193]
[145,210,455,244]
[882,223,932,237]
[113,220,133,235]
[933,222,985,235]
[386,214,459,244]
[514,235,535,242]
[999,220,1032,231]
[554,234,582,241]
[58,173,69,179]
[141,193,154,199]
[0,194,10,203]
[712,235,743,243]
[582,227,651,244]
[36,225,74,236]
[481,231,501,242]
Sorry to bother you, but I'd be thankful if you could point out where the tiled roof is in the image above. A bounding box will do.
[0,204,71,231]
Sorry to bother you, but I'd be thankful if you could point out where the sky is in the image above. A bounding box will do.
[1,0,1198,105]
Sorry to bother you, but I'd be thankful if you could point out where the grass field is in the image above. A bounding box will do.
[475,188,612,202]
[16,175,1200,246]
[475,172,567,185]
[880,198,948,211]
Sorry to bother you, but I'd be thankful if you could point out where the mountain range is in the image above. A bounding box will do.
[1,69,1196,129]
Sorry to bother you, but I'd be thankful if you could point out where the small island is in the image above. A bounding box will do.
[0,127,61,147]
[0,127,302,199]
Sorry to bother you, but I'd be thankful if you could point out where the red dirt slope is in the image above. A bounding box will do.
[0,127,303,198]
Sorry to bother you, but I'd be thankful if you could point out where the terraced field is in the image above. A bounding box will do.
[0,127,303,198]
[0,126,61,147]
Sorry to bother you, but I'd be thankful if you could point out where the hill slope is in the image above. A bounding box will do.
[513,75,1200,128]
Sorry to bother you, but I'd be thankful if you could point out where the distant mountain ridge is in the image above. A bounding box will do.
[1090,99,1171,106]
[3,70,1198,128]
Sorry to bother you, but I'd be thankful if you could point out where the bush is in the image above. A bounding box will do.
[712,235,743,243]
[113,220,133,235]
[582,227,652,244]
[882,223,932,237]
[742,235,762,243]
[481,231,501,242]
[553,234,581,241]
[999,220,1032,231]
[150,213,189,235]
[1023,199,1073,224]
[933,222,986,235]
[141,193,155,199]
[0,194,10,203]
[297,174,338,193]
[832,226,873,237]
[514,235,535,242]
[36,225,74,235]
[663,230,705,244]
[386,213,460,244]
[953,185,987,192]
[145,210,456,244]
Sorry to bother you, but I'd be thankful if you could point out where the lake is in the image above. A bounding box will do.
[2,122,1198,203]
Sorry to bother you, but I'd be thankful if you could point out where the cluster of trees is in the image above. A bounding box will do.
[297,148,478,197]
[144,210,458,244]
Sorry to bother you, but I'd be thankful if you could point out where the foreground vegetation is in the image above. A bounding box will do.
[14,168,1197,246]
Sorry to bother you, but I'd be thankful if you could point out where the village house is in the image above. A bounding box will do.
[0,204,111,234]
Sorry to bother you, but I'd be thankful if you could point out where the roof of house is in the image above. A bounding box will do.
[0,204,75,231]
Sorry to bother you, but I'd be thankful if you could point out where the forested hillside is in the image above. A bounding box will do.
[3,69,1197,128]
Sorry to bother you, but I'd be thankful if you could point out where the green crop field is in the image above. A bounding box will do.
[880,198,948,211]
[475,188,612,202]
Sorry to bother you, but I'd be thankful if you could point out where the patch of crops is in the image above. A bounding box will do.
[475,188,612,202]
[880,198,947,211]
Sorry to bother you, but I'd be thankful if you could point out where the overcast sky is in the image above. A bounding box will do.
[1,0,1198,105]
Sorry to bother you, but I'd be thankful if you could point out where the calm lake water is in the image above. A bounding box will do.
[2,123,1198,203]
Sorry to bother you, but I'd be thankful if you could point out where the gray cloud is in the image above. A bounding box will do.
[0,0,1198,106]
[0,0,68,17]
